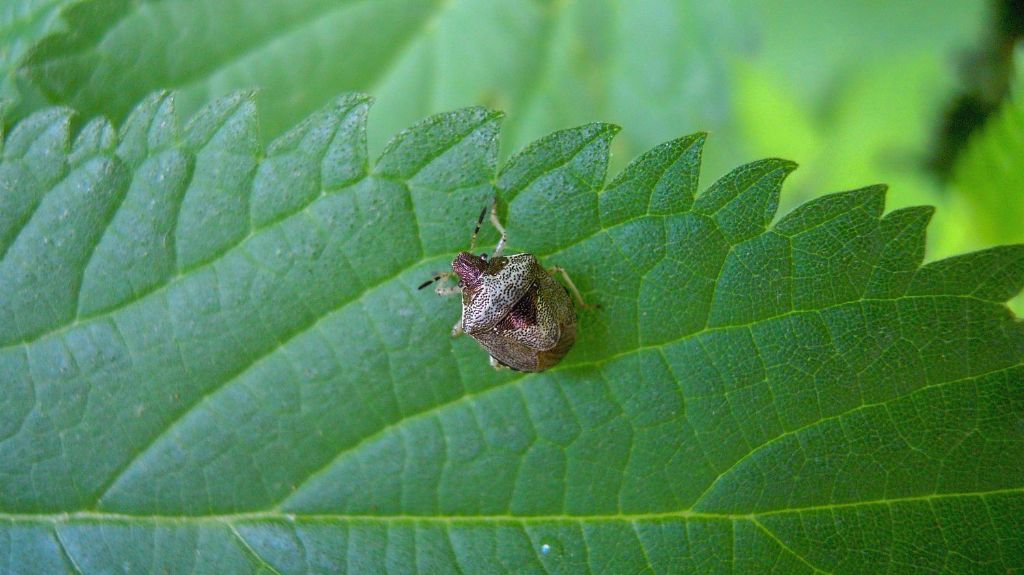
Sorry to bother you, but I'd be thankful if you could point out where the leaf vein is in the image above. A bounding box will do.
[52,527,85,575]
[689,363,1019,510]
[750,516,832,574]
[93,251,451,508]
[228,523,284,575]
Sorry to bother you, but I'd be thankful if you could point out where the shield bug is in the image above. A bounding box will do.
[418,201,593,372]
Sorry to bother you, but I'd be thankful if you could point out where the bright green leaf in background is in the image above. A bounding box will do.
[0,0,71,118]
[953,57,1024,314]
[955,56,1024,247]
[15,0,987,219]
[1,92,1022,574]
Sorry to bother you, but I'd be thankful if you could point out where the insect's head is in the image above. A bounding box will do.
[452,203,503,286]
[452,251,486,287]
[418,200,508,293]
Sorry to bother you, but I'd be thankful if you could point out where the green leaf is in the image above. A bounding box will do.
[16,0,984,177]
[0,0,77,121]
[953,68,1024,247]
[2,93,1023,574]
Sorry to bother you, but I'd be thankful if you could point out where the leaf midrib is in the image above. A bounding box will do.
[8,487,1024,523]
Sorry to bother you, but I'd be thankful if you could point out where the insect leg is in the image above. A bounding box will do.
[489,202,508,257]
[549,266,597,309]
[435,284,462,296]
[451,311,464,337]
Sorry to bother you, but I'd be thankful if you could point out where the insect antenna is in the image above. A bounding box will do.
[468,205,488,252]
[418,272,452,290]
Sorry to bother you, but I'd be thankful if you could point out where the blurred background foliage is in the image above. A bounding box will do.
[2,0,1022,310]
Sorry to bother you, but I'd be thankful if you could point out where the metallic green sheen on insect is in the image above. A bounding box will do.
[419,202,592,372]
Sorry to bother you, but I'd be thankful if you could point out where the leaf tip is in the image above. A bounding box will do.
[346,92,375,105]
[327,92,375,122]
[916,204,937,219]
[374,105,503,182]
[4,106,75,160]
[571,121,622,140]
[452,105,505,126]
[910,243,1024,303]
[752,156,801,178]
[777,158,799,173]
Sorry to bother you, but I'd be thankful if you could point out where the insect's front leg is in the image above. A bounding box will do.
[489,202,508,258]
[451,310,464,337]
